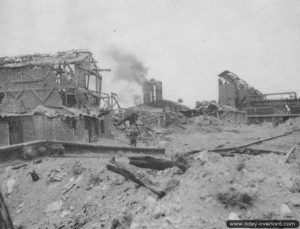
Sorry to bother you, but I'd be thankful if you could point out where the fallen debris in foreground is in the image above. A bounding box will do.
[216,187,257,209]
[0,190,14,229]
[107,159,165,198]
[285,146,297,163]
[210,128,300,153]
[128,156,187,172]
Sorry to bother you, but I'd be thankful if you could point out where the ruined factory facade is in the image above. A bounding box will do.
[0,112,111,147]
[0,50,112,146]
[218,70,300,121]
[143,79,163,105]
[0,50,103,112]
[143,79,188,112]
[218,70,263,108]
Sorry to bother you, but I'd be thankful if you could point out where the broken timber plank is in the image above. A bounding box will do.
[129,156,174,170]
[129,156,187,172]
[245,147,285,155]
[285,146,297,163]
[177,125,186,130]
[209,129,300,153]
[0,190,14,229]
[106,160,165,198]
[217,147,287,157]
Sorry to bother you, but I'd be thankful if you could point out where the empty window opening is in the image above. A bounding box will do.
[100,120,105,134]
[0,92,5,104]
[8,120,23,145]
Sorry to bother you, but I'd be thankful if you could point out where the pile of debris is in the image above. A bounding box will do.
[181,100,246,124]
[0,152,188,228]
[112,105,187,142]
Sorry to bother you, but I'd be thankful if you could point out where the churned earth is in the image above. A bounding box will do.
[1,116,300,229]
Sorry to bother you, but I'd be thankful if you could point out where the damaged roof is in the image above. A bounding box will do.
[0,49,92,68]
[218,70,262,94]
[0,105,101,119]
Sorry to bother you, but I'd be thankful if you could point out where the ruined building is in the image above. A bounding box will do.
[218,70,300,121]
[0,50,104,112]
[218,70,263,108]
[0,50,112,146]
[143,79,163,105]
[142,78,189,112]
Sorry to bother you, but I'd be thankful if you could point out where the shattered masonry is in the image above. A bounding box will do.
[0,50,112,146]
[0,49,103,111]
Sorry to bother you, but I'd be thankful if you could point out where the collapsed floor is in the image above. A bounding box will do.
[1,115,300,229]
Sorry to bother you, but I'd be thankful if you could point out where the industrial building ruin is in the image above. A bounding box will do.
[0,49,107,112]
[143,79,163,105]
[218,70,263,108]
[218,70,300,122]
[0,50,112,146]
[143,78,188,112]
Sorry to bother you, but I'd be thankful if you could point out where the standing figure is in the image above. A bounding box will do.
[129,125,139,147]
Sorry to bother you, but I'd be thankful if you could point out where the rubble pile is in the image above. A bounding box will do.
[0,156,185,229]
[188,115,225,133]
[182,100,246,124]
[112,105,187,142]
[1,115,300,228]
[195,100,222,116]
[130,151,300,228]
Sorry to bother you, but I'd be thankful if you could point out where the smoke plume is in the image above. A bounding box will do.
[107,47,148,107]
[108,48,148,85]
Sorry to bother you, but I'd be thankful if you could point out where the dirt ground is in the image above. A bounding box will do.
[1,116,300,229]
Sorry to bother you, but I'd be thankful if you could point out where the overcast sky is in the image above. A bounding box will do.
[1,0,300,107]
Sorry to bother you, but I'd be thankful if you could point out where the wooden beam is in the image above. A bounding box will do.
[78,66,102,79]
[0,86,76,93]
[129,156,187,172]
[107,160,165,198]
[13,78,43,83]
[0,190,14,229]
[30,89,44,102]
[15,89,25,100]
[0,80,9,90]
[285,146,297,163]
[44,88,56,102]
[210,129,300,153]
[24,72,39,79]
